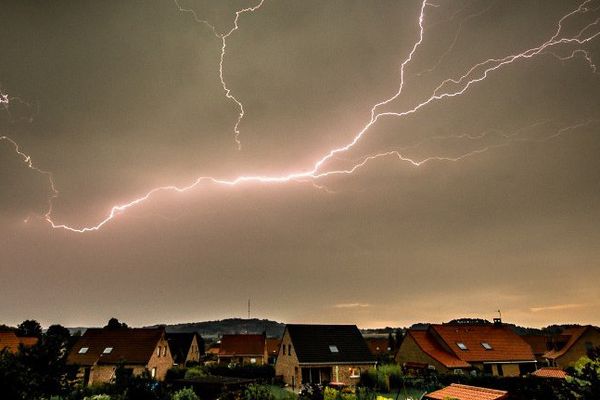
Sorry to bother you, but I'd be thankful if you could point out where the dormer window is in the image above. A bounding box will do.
[103,347,113,354]
[329,345,339,353]
[456,342,468,351]
[481,342,493,350]
[78,347,89,354]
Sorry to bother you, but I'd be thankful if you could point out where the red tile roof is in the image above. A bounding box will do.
[218,334,265,356]
[408,330,470,368]
[426,384,508,400]
[0,332,38,353]
[431,324,535,363]
[543,326,596,360]
[67,328,165,366]
[531,367,568,379]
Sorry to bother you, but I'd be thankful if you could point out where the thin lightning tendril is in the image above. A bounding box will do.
[1,0,599,233]
[174,0,266,149]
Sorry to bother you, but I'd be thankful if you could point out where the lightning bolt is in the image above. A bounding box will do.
[174,0,266,149]
[2,0,599,233]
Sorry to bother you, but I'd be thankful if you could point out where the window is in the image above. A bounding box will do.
[250,358,257,364]
[456,342,468,350]
[162,346,167,356]
[151,367,157,378]
[102,347,113,354]
[78,347,89,354]
[329,345,339,353]
[288,344,292,356]
[481,342,493,350]
[157,346,161,357]
[350,367,361,378]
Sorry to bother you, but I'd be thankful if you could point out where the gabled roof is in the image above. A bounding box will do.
[218,334,265,357]
[431,324,535,363]
[543,326,597,360]
[408,330,470,368]
[531,367,568,379]
[166,332,199,364]
[286,324,375,364]
[67,328,165,366]
[426,384,508,400]
[0,332,38,353]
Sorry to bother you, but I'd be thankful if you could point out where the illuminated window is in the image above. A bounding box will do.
[78,347,89,354]
[151,367,156,378]
[103,347,113,354]
[250,358,257,364]
[350,367,361,378]
[162,346,167,356]
[456,342,468,351]
[329,345,339,353]
[481,342,493,350]
[157,347,161,357]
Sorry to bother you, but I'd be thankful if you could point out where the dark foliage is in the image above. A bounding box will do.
[16,319,42,337]
[205,364,275,382]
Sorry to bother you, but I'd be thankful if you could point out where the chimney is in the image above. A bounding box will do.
[493,317,502,326]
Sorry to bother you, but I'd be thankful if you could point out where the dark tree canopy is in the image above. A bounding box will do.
[105,318,129,329]
[17,319,42,337]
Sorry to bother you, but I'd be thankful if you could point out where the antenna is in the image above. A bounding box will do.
[248,298,251,319]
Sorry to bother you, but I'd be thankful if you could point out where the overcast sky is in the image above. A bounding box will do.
[1,0,599,329]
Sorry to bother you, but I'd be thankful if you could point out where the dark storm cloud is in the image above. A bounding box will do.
[1,0,599,328]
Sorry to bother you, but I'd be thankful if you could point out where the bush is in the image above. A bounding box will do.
[166,366,188,380]
[184,367,207,380]
[172,387,200,400]
[83,395,112,400]
[243,384,275,400]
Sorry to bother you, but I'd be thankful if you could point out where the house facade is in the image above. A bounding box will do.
[543,326,600,368]
[67,327,173,385]
[166,332,203,366]
[275,324,376,389]
[396,320,536,376]
[217,333,268,365]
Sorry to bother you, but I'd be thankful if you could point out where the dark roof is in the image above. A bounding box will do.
[286,324,375,364]
[166,332,199,364]
[67,328,165,366]
[218,334,265,356]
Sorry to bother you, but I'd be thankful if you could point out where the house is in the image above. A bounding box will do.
[0,331,38,353]
[266,337,281,364]
[531,367,568,379]
[425,383,508,400]
[543,325,600,368]
[396,320,536,376]
[521,334,550,362]
[217,333,268,365]
[364,336,394,359]
[67,327,173,385]
[166,332,203,366]
[275,324,376,389]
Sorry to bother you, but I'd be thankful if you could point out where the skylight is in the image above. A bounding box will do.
[329,345,339,353]
[456,342,468,350]
[481,342,493,350]
[78,347,89,354]
[103,347,113,354]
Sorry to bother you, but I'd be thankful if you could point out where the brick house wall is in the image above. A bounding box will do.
[185,335,201,364]
[147,334,174,380]
[555,328,600,368]
[395,334,451,373]
[275,329,301,388]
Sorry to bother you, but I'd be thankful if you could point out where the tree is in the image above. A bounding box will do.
[566,348,600,399]
[172,387,200,400]
[17,319,42,337]
[105,318,129,329]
